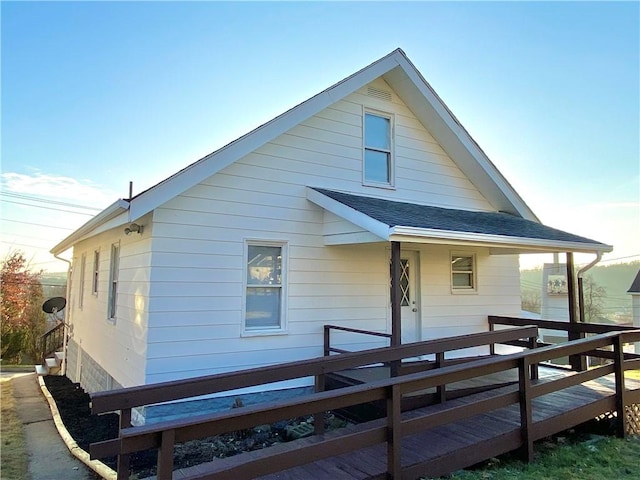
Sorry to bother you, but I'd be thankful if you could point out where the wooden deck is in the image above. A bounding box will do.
[169,371,639,480]
[88,325,640,480]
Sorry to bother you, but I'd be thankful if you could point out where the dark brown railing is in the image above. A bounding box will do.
[41,322,65,363]
[90,326,538,479]
[324,324,392,355]
[89,328,640,480]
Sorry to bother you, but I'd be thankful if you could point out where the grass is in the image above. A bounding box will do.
[0,379,31,480]
[423,434,640,480]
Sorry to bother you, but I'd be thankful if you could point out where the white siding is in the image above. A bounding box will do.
[68,213,153,391]
[142,78,517,384]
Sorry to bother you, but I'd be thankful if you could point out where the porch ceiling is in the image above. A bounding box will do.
[306,188,612,254]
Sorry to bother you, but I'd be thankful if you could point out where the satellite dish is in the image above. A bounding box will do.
[42,297,67,314]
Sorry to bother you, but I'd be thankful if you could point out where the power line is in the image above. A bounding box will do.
[1,218,76,230]
[1,198,96,216]
[0,191,102,212]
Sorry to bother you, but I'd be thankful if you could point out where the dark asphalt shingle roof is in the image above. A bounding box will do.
[628,270,640,294]
[313,188,608,247]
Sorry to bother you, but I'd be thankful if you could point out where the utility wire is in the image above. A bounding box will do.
[2,218,76,230]
[1,198,96,216]
[0,191,102,211]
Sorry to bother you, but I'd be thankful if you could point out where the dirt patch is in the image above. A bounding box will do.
[44,375,349,478]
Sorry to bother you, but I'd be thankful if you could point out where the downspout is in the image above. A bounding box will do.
[577,252,603,324]
[54,254,72,376]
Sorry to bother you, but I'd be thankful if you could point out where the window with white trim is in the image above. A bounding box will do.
[451,254,476,291]
[92,250,100,295]
[364,111,394,186]
[78,253,86,309]
[108,243,120,320]
[244,242,287,332]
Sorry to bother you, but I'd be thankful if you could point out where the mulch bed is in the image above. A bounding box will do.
[43,375,348,479]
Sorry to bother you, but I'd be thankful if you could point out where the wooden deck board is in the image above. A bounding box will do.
[170,371,639,480]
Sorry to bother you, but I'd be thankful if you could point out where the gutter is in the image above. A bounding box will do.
[576,252,603,323]
[53,254,72,376]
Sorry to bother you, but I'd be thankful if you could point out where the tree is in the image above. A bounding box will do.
[582,274,607,323]
[1,251,46,363]
[521,289,541,314]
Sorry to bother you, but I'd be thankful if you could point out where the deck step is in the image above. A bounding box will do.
[45,357,59,369]
[55,351,65,362]
[35,364,49,376]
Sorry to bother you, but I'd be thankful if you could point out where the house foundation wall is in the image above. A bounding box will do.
[65,338,122,393]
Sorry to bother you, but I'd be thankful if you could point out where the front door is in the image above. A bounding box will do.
[400,251,420,344]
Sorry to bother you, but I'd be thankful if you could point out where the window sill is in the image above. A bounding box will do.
[363,181,396,190]
[241,328,288,337]
[451,288,478,295]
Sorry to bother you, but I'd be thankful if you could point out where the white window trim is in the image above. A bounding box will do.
[107,242,120,322]
[450,252,477,294]
[362,108,395,189]
[78,253,86,310]
[242,240,288,336]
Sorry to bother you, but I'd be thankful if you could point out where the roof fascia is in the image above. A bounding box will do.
[50,199,130,255]
[306,187,390,240]
[390,226,613,254]
[129,51,405,221]
[385,54,538,221]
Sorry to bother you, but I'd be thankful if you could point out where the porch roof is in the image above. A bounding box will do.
[307,188,612,254]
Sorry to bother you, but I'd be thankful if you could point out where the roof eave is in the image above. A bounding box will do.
[389,226,613,254]
[50,199,130,255]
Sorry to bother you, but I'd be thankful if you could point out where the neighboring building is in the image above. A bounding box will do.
[50,49,612,402]
[628,270,640,353]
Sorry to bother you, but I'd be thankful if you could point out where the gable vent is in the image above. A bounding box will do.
[367,86,392,102]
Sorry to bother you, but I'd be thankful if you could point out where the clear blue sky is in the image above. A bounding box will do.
[2,1,638,272]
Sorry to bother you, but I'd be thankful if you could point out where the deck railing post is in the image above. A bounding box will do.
[117,408,132,480]
[314,372,326,435]
[386,384,402,479]
[436,351,446,403]
[518,357,534,463]
[613,335,628,438]
[528,335,539,380]
[156,429,175,480]
[323,325,330,357]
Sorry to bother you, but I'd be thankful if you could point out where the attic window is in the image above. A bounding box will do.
[364,111,394,187]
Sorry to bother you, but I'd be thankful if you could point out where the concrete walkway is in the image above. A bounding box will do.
[11,373,101,480]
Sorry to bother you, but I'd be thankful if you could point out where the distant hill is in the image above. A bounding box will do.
[520,261,639,320]
[41,272,67,300]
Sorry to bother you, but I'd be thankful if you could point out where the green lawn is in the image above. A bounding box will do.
[0,379,30,480]
[423,435,640,480]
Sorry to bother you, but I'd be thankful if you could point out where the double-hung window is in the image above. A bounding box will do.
[244,242,287,333]
[78,253,86,309]
[451,253,476,292]
[108,243,120,320]
[92,250,100,295]
[364,111,393,186]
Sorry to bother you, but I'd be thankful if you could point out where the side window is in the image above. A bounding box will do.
[92,250,100,295]
[108,243,120,320]
[364,111,394,186]
[451,253,476,292]
[244,242,287,333]
[78,253,86,309]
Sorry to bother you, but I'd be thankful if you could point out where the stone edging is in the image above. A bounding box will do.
[38,375,117,480]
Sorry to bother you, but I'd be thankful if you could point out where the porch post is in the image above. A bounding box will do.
[566,252,586,371]
[390,241,402,348]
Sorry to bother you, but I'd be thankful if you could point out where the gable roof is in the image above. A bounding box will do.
[628,270,640,294]
[307,188,612,254]
[53,49,551,255]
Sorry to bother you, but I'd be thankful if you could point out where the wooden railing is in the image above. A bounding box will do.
[324,324,392,355]
[90,326,538,479]
[41,322,65,363]
[89,328,640,480]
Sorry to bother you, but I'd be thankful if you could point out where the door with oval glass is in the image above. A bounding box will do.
[400,251,420,344]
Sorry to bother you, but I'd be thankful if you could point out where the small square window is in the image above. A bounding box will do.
[364,112,393,186]
[451,254,476,291]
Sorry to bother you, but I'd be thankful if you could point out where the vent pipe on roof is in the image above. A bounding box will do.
[577,252,603,324]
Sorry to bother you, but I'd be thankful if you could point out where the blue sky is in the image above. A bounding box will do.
[1,1,638,272]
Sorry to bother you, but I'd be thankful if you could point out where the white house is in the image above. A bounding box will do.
[50,49,612,399]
